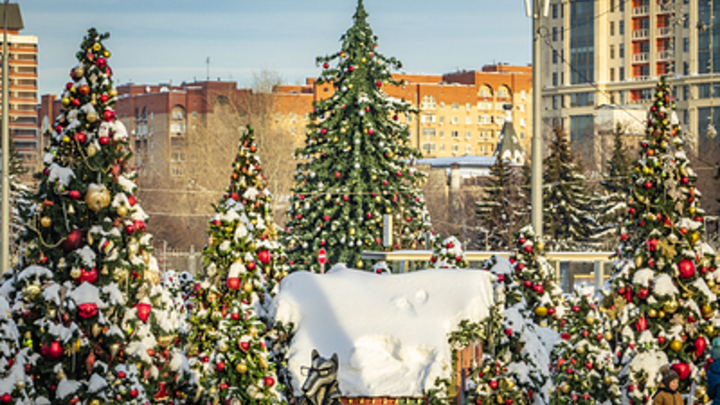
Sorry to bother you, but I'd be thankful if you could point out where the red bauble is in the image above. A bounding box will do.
[678,259,695,278]
[323,215,330,222]
[504,328,513,336]
[226,277,241,291]
[247,261,256,271]
[585,362,593,369]
[497,274,505,282]
[74,132,87,144]
[658,336,666,345]
[547,307,556,315]
[323,63,329,69]
[396,171,402,177]
[45,341,64,360]
[572,305,580,313]
[79,85,90,95]
[581,330,590,338]
[136,303,152,323]
[376,81,382,87]
[99,136,110,146]
[681,177,689,185]
[382,180,389,186]
[561,332,570,340]
[133,220,146,232]
[103,110,115,121]
[240,341,250,351]
[518,237,527,244]
[231,312,240,320]
[264,377,275,387]
[258,250,271,264]
[517,263,525,271]
[635,316,647,332]
[125,224,135,235]
[100,94,109,103]
[77,303,98,319]
[644,181,653,189]
[368,129,374,135]
[636,288,649,299]
[695,336,707,358]
[118,371,127,379]
[489,380,499,389]
[80,267,98,284]
[69,190,81,200]
[63,229,83,251]
[672,362,691,380]
[647,238,659,251]
[127,195,136,206]
[523,280,532,289]
[523,245,533,253]
[216,362,226,372]
[533,284,545,295]
[130,389,139,398]
[334,172,341,178]
[0,394,10,404]
[348,66,354,72]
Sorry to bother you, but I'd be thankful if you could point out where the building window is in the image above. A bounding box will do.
[440,144,445,151]
[570,92,595,107]
[698,1,720,74]
[619,20,624,35]
[451,116,459,125]
[479,115,492,124]
[520,132,526,139]
[421,114,436,123]
[422,128,437,137]
[479,86,493,97]
[421,142,437,153]
[150,112,154,120]
[465,131,472,139]
[553,50,559,64]
[684,37,690,53]
[452,145,459,153]
[619,0,624,11]
[451,130,459,138]
[553,27,559,41]
[466,103,472,110]
[610,22,615,36]
[684,110,689,125]
[684,62,689,75]
[698,83,720,98]
[192,111,198,119]
[465,117,472,125]
[684,14,689,28]
[421,95,437,110]
[610,68,615,81]
[520,118,526,127]
[571,0,595,84]
[452,102,459,110]
[439,130,445,138]
[553,72,558,86]
[610,45,615,59]
[440,102,446,109]
[552,4,558,18]
[619,67,625,81]
[497,87,510,98]
[466,145,472,154]
[619,44,625,58]
[496,116,505,126]
[553,96,559,110]
[610,0,615,11]
[683,85,690,100]
[570,114,594,143]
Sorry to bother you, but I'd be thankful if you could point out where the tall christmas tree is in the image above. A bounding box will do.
[429,236,468,269]
[7,28,193,405]
[476,157,526,250]
[284,0,431,271]
[186,126,285,405]
[594,123,633,248]
[543,128,596,251]
[550,289,620,405]
[597,77,719,405]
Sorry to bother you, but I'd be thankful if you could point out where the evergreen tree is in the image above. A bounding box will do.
[6,28,193,405]
[550,289,620,405]
[429,236,468,269]
[594,123,633,248]
[285,0,432,271]
[476,157,526,250]
[186,126,286,405]
[597,77,719,405]
[0,145,31,265]
[0,294,34,405]
[543,128,596,251]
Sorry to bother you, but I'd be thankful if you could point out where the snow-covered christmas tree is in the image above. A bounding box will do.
[0,145,31,266]
[429,236,468,269]
[597,77,719,405]
[503,227,564,328]
[285,0,431,272]
[186,126,285,405]
[543,127,596,251]
[550,288,620,405]
[6,28,194,405]
[0,294,34,405]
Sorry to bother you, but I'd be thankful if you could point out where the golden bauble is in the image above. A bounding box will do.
[209,387,218,396]
[92,323,102,337]
[109,88,117,97]
[89,400,100,405]
[561,384,570,394]
[371,174,378,181]
[62,136,71,143]
[658,310,666,318]
[61,97,70,106]
[576,346,586,354]
[259,356,269,369]
[689,206,697,214]
[56,371,67,380]
[86,112,98,123]
[349,228,356,236]
[635,256,643,267]
[670,340,683,352]
[22,284,41,302]
[504,379,515,390]
[236,362,248,373]
[696,386,707,398]
[85,185,111,212]
[708,279,717,289]
[16,380,25,390]
[536,242,545,251]
[585,314,595,325]
[702,304,714,316]
[385,207,391,213]
[707,325,718,337]
[251,219,258,225]
[127,241,139,256]
[690,232,701,244]
[40,216,52,228]
[664,299,679,314]
[357,260,364,268]
[86,144,98,157]
[648,308,658,318]
[535,306,548,317]
[495,396,504,405]
[603,376,612,385]
[243,282,253,293]
[112,269,128,283]
[374,196,381,203]
[74,66,85,78]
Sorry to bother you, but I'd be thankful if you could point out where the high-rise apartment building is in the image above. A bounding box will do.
[541,0,720,172]
[1,4,38,175]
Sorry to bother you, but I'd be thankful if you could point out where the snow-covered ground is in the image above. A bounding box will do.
[271,264,495,397]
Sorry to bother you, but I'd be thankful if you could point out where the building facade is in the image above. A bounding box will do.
[1,4,38,176]
[542,0,720,172]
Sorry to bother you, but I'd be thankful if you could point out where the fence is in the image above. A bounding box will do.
[156,241,203,275]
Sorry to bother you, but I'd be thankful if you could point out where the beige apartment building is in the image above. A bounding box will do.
[541,0,720,173]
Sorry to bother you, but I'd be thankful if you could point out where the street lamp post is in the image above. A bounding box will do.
[1,0,11,273]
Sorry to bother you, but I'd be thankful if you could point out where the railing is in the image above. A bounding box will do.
[657,27,672,37]
[632,5,649,16]
[657,50,671,61]
[633,75,653,81]
[632,29,649,40]
[633,52,649,63]
[361,250,615,292]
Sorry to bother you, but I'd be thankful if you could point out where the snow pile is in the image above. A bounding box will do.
[272,264,495,397]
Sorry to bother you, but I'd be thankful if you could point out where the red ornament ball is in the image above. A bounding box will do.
[226,277,241,291]
[523,245,533,253]
[323,63,329,69]
[335,172,341,178]
[264,377,275,387]
[258,250,271,264]
[678,259,695,278]
[99,136,110,146]
[644,181,653,189]
[69,190,81,200]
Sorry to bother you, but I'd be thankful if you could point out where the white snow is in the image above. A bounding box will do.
[77,246,96,268]
[48,163,75,187]
[653,274,678,296]
[87,373,107,393]
[69,282,106,307]
[56,378,81,399]
[117,175,136,194]
[271,265,495,397]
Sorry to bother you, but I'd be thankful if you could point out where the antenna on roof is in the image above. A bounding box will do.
[206,57,210,81]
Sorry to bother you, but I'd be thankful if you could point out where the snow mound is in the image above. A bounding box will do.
[272,265,495,397]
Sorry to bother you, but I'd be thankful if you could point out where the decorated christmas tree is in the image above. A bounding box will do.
[186,126,286,405]
[543,128,596,251]
[6,28,193,405]
[0,294,34,405]
[284,0,431,272]
[1,145,31,265]
[597,77,719,405]
[503,226,564,328]
[429,236,468,269]
[550,289,620,405]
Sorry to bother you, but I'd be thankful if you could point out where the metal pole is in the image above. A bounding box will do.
[1,0,10,273]
[531,0,544,238]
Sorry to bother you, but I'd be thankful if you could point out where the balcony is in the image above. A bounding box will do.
[632,29,649,40]
[657,27,672,37]
[657,50,671,61]
[632,5,649,16]
[632,75,654,82]
[633,52,649,63]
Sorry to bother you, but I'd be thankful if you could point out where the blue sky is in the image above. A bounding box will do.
[21,0,532,96]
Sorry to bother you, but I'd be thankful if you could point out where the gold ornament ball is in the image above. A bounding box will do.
[561,384,570,394]
[707,325,718,337]
[504,379,515,390]
[635,256,643,267]
[670,340,683,352]
[585,314,595,325]
[576,346,586,354]
[70,267,82,278]
[40,216,52,228]
[603,377,612,385]
[86,144,98,157]
[689,207,697,214]
[702,305,714,316]
[92,43,102,52]
[236,363,248,373]
[62,136,71,143]
[243,282,253,293]
[375,196,382,203]
[117,205,128,218]
[209,387,218,396]
[696,386,707,398]
[495,396,504,405]
[535,306,548,317]
[109,88,117,97]
[690,232,701,244]
[86,112,98,123]
[74,66,85,78]
[357,260,364,268]
[708,279,717,289]
[90,400,100,405]
[371,174,378,181]
[104,50,111,58]
[56,371,67,380]
[536,242,545,251]
[664,300,679,314]
[61,97,70,106]
[658,310,666,318]
[16,381,25,390]
[647,308,658,318]
[385,207,391,213]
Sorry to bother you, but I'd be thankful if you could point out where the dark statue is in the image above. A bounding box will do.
[299,350,342,405]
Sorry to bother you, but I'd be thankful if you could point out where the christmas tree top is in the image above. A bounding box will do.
[429,236,468,269]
